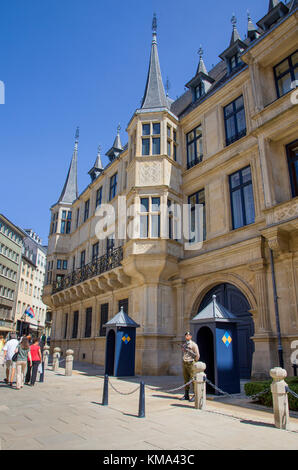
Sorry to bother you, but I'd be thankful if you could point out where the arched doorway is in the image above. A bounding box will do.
[198,283,254,379]
[197,326,215,394]
[105,330,116,376]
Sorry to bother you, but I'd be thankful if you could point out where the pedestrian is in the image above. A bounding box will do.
[15,337,32,390]
[25,337,42,386]
[2,333,19,386]
[180,331,200,401]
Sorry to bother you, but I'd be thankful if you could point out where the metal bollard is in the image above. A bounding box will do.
[193,362,207,410]
[102,375,109,406]
[138,381,145,418]
[43,345,50,370]
[270,367,289,430]
[53,347,61,372]
[39,362,45,383]
[65,349,74,376]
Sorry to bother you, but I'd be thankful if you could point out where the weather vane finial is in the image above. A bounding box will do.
[152,13,157,33]
[231,13,237,28]
[165,76,171,97]
[75,126,79,142]
[198,45,203,59]
[117,124,121,134]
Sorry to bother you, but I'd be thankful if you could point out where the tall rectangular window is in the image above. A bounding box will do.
[229,166,255,230]
[106,235,115,253]
[95,187,102,208]
[141,122,161,156]
[85,307,92,338]
[274,51,297,98]
[151,197,160,238]
[84,200,90,222]
[142,138,150,156]
[72,311,79,338]
[286,140,298,198]
[60,211,67,234]
[139,197,160,238]
[99,303,109,337]
[186,125,203,169]
[224,96,246,146]
[109,173,118,201]
[152,138,160,155]
[140,198,149,238]
[92,242,99,261]
[60,210,71,234]
[66,211,72,233]
[188,189,206,243]
[80,250,86,268]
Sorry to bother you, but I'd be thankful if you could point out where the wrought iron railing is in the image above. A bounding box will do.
[52,246,123,294]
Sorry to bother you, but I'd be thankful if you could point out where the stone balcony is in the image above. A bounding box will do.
[43,246,132,308]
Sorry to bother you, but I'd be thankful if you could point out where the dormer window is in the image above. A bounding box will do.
[229,52,242,72]
[195,82,205,100]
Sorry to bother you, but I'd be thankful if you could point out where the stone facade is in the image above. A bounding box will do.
[43,3,298,378]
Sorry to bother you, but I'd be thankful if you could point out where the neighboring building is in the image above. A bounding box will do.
[0,214,24,336]
[43,2,298,378]
[15,230,49,336]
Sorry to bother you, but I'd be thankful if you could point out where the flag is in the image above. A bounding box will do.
[25,307,35,319]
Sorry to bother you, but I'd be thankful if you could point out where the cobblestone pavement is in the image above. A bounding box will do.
[1,362,298,450]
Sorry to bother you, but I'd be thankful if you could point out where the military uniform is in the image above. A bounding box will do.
[182,339,200,396]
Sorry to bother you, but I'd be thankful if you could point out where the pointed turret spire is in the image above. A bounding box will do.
[57,127,79,204]
[141,13,168,109]
[88,145,104,182]
[197,46,208,75]
[247,10,260,41]
[106,124,123,162]
[230,14,241,45]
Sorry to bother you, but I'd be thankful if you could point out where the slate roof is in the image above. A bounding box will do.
[191,296,237,323]
[104,306,140,328]
[57,134,79,205]
[141,30,169,110]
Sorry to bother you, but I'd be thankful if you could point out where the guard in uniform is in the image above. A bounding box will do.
[180,331,200,401]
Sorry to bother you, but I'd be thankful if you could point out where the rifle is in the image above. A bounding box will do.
[178,343,198,360]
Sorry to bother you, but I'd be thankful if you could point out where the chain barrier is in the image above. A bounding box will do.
[286,386,298,399]
[205,378,233,397]
[109,379,140,396]
[145,378,194,394]
[246,387,271,401]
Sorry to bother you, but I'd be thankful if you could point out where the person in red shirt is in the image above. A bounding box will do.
[25,337,42,386]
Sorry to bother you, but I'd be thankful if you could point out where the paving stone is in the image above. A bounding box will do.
[1,364,298,450]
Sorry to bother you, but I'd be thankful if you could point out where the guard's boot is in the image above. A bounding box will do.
[180,391,190,401]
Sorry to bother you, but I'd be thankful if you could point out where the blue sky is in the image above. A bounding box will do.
[0,0,268,243]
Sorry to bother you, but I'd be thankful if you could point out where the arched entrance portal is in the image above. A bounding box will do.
[198,283,254,379]
[105,330,116,376]
[196,326,215,394]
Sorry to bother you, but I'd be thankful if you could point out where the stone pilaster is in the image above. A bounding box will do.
[249,260,270,332]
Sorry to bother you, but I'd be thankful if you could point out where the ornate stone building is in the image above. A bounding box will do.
[43,1,298,379]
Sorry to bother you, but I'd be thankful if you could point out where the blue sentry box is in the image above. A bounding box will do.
[104,307,139,377]
[191,296,241,395]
